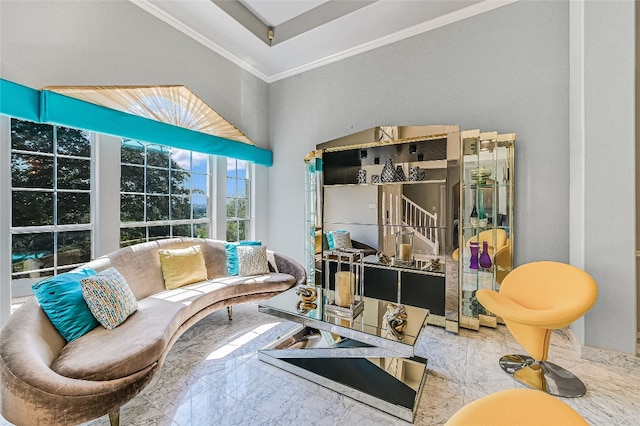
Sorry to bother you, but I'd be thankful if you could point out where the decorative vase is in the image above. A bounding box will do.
[371,174,380,184]
[394,165,406,182]
[478,189,486,219]
[409,166,420,181]
[357,169,366,184]
[470,204,478,228]
[469,241,480,270]
[381,158,395,182]
[479,240,492,269]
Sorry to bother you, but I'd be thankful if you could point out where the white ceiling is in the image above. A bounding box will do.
[130,0,516,83]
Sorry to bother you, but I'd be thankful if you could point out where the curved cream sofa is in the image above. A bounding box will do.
[0,238,305,426]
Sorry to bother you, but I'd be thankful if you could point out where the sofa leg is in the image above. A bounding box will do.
[108,408,120,426]
[227,306,233,321]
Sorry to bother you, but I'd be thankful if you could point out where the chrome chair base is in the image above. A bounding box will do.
[499,354,587,398]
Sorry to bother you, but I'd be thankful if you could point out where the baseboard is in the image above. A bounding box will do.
[562,327,640,370]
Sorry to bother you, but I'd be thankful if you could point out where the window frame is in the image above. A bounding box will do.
[119,140,212,247]
[9,119,94,296]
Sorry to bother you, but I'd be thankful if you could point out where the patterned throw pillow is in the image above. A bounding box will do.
[327,230,353,250]
[158,245,208,289]
[236,245,269,276]
[225,241,262,276]
[80,268,138,330]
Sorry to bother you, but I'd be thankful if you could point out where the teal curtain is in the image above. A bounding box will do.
[0,79,273,166]
[0,79,40,123]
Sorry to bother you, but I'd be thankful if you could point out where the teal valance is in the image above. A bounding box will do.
[0,79,272,166]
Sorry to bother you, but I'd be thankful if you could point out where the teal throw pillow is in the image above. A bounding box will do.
[32,268,99,342]
[225,241,262,276]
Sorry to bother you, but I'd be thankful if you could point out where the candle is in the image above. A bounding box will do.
[335,271,354,307]
[400,243,412,262]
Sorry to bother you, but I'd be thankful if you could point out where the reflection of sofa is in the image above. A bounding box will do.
[0,238,305,426]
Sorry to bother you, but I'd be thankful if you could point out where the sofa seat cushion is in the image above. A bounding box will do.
[51,297,186,381]
[149,273,297,319]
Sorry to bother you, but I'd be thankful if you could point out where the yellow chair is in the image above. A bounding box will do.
[476,261,598,397]
[445,388,588,426]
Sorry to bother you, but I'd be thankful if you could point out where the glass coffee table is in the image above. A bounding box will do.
[258,286,429,422]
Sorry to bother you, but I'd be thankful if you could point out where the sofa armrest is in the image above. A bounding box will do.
[271,251,306,286]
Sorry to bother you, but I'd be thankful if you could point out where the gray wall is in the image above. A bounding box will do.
[268,0,570,265]
[268,0,636,354]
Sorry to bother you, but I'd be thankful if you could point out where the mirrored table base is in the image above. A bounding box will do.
[258,325,428,422]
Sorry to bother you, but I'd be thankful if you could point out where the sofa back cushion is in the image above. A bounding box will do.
[84,238,228,300]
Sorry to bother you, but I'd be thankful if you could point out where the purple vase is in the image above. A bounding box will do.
[479,240,492,269]
[469,242,480,270]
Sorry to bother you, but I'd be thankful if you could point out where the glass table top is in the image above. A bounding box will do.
[259,287,429,352]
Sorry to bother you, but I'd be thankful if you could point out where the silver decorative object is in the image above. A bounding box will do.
[394,165,406,182]
[357,168,366,184]
[371,174,380,184]
[384,303,408,340]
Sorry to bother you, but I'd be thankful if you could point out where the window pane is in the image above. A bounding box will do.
[11,119,53,153]
[236,179,248,198]
[12,191,53,226]
[121,140,145,165]
[193,196,207,219]
[171,196,191,220]
[148,225,170,241]
[172,224,192,237]
[147,168,169,194]
[12,233,53,272]
[238,220,248,241]
[226,177,236,197]
[192,173,207,195]
[170,148,191,170]
[147,195,169,221]
[226,220,238,242]
[121,165,145,193]
[57,157,90,190]
[57,127,91,157]
[120,194,145,222]
[237,161,249,179]
[236,198,249,219]
[57,230,91,266]
[146,145,169,168]
[171,169,191,195]
[194,223,209,239]
[120,227,146,248]
[11,153,54,188]
[226,158,237,178]
[58,192,91,224]
[192,153,208,174]
[226,197,237,218]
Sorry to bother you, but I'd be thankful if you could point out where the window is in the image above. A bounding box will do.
[226,158,251,242]
[10,119,92,296]
[120,140,210,246]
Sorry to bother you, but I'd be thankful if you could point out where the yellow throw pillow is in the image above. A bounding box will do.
[159,245,208,290]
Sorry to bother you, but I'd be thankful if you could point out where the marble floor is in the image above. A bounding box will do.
[3,301,640,426]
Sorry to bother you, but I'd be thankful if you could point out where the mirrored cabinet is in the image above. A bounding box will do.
[304,126,515,333]
[456,130,515,330]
